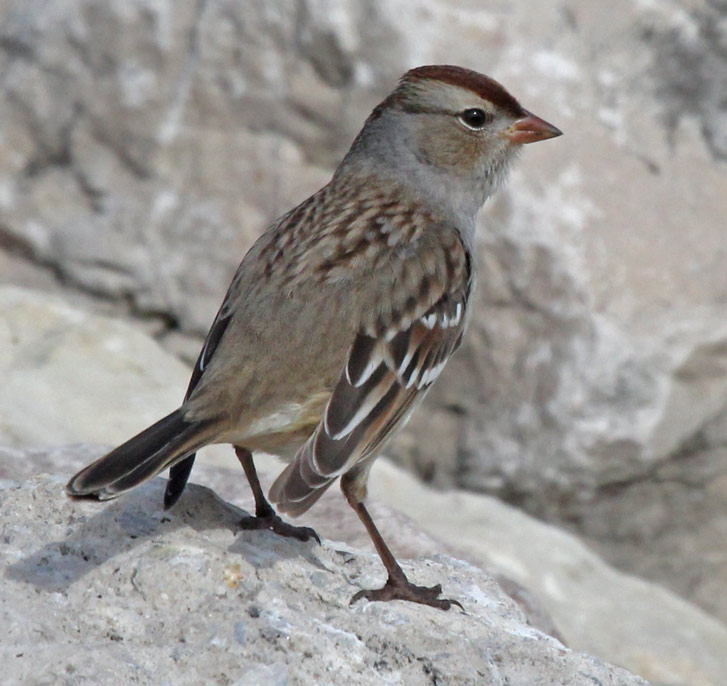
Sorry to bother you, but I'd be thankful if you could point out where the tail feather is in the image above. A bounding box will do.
[66,409,216,500]
[269,452,337,518]
[164,454,197,509]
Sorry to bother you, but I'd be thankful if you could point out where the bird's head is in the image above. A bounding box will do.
[343,65,562,224]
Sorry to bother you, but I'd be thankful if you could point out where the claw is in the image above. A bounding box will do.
[350,576,463,611]
[239,513,320,544]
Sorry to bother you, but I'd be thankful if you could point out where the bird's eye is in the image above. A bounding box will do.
[458,108,491,130]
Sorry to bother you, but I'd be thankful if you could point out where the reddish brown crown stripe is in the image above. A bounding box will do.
[400,65,525,118]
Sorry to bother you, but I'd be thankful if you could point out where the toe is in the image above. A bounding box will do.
[349,577,461,611]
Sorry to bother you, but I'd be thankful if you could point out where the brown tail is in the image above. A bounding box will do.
[66,409,217,501]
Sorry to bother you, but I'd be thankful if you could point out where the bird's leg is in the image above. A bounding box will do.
[341,472,462,611]
[234,446,319,543]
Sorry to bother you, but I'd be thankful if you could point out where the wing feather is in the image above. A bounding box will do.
[269,248,472,516]
[164,296,235,508]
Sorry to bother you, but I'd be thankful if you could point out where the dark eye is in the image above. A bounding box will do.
[458,108,491,130]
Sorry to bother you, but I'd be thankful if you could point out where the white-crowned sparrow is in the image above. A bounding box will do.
[67,65,561,610]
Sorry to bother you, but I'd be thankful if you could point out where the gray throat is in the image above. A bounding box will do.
[338,108,516,250]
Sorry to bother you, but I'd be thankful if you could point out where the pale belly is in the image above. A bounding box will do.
[215,391,330,460]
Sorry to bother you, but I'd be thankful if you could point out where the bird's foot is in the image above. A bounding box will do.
[239,513,320,544]
[350,574,463,611]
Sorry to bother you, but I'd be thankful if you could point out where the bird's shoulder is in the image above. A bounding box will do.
[246,181,464,289]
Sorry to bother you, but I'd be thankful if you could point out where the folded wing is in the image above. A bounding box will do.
[269,259,470,516]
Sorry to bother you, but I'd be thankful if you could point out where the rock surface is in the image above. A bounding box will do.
[6,443,727,686]
[1,474,647,686]
[0,285,190,448]
[369,463,727,686]
[3,285,727,685]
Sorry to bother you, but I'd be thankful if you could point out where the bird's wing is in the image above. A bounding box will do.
[164,275,237,507]
[269,240,472,516]
[186,306,234,398]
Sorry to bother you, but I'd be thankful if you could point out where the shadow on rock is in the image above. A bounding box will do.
[4,474,323,592]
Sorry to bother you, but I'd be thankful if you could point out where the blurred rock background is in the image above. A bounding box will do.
[1,0,726,683]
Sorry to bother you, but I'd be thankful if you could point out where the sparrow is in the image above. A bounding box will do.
[67,65,561,610]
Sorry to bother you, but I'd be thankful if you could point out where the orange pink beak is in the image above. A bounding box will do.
[505,110,562,145]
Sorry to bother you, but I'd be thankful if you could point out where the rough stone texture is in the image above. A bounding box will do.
[0,284,190,448]
[5,279,727,685]
[6,444,727,686]
[1,0,727,664]
[368,462,727,686]
[1,474,648,686]
[0,0,399,332]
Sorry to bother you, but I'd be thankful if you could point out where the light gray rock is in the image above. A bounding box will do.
[0,442,563,644]
[384,0,727,518]
[0,0,400,333]
[6,444,727,686]
[4,286,727,685]
[0,284,192,449]
[369,461,727,686]
[1,474,647,686]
